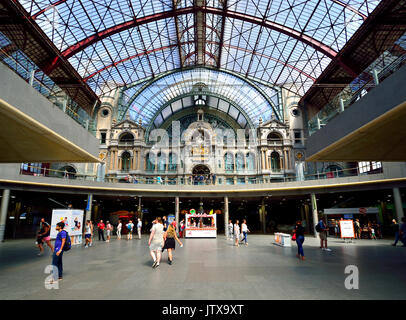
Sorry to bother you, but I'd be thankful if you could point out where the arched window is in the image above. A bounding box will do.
[119,132,134,144]
[168,153,177,172]
[146,153,155,172]
[270,152,281,171]
[246,153,255,171]
[60,165,77,179]
[236,153,245,171]
[121,151,131,171]
[157,152,166,172]
[224,153,234,173]
[267,132,283,144]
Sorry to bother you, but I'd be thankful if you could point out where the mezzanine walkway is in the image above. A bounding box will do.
[0,235,405,300]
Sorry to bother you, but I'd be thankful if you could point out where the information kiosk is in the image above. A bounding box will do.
[185,209,217,238]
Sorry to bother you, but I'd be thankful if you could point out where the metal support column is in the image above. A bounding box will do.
[393,187,404,222]
[0,189,10,242]
[175,196,180,234]
[224,196,229,238]
[310,193,320,239]
[85,194,93,221]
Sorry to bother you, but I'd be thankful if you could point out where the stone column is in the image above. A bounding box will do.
[261,150,265,170]
[224,196,229,238]
[138,197,143,221]
[85,194,93,221]
[0,189,10,242]
[304,203,310,233]
[265,151,269,170]
[175,197,180,234]
[310,193,320,239]
[114,151,118,170]
[393,187,405,222]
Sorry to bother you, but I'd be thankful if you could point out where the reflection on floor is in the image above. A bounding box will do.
[0,235,405,300]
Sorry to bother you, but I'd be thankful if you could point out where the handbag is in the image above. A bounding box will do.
[292,233,297,241]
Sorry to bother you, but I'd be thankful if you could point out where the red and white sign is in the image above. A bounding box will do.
[339,220,355,239]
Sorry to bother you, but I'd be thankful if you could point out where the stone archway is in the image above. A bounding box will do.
[192,164,210,175]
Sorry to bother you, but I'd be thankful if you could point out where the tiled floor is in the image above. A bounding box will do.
[0,235,405,300]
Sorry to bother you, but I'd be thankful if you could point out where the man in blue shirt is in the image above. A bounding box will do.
[51,222,67,283]
[318,219,331,251]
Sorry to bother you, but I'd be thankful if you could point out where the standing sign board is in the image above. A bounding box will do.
[51,209,84,245]
[339,220,355,239]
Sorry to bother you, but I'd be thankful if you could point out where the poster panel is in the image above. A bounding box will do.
[50,209,70,239]
[51,209,84,244]
[339,220,355,238]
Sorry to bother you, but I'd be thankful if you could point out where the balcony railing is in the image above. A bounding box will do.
[0,33,96,136]
[19,163,384,186]
[308,38,406,136]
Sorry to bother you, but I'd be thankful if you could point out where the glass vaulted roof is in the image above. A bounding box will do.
[19,0,380,99]
[120,67,280,126]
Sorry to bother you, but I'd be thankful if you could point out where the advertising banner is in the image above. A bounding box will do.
[51,209,84,245]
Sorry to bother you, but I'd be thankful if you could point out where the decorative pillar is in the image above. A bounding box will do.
[175,197,180,234]
[109,151,113,170]
[224,196,229,238]
[265,151,269,170]
[261,150,265,170]
[310,193,320,239]
[0,189,10,242]
[393,187,405,222]
[114,151,118,170]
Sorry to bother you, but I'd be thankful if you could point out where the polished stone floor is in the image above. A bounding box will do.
[0,234,405,300]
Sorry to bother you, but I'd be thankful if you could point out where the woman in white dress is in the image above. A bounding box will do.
[234,220,240,247]
[148,217,164,268]
[117,219,122,240]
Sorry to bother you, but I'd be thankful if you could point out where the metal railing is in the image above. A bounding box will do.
[19,163,384,186]
[308,39,406,136]
[0,34,96,136]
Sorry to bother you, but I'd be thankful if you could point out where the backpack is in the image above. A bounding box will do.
[315,223,322,232]
[62,230,71,251]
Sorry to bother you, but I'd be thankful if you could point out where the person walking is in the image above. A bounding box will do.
[97,220,105,241]
[149,217,164,268]
[354,219,361,239]
[49,222,67,284]
[241,219,250,246]
[37,218,53,256]
[179,219,185,238]
[316,218,331,251]
[117,219,122,240]
[391,219,400,246]
[162,221,183,265]
[137,218,142,239]
[106,221,113,242]
[84,220,93,248]
[162,216,169,232]
[233,220,240,247]
[126,220,134,240]
[294,220,305,261]
[228,219,233,240]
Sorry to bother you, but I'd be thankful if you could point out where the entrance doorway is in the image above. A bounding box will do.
[192,164,210,175]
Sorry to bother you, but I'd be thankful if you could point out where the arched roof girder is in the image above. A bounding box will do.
[83,41,316,83]
[120,66,282,123]
[41,6,347,74]
[30,0,368,23]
